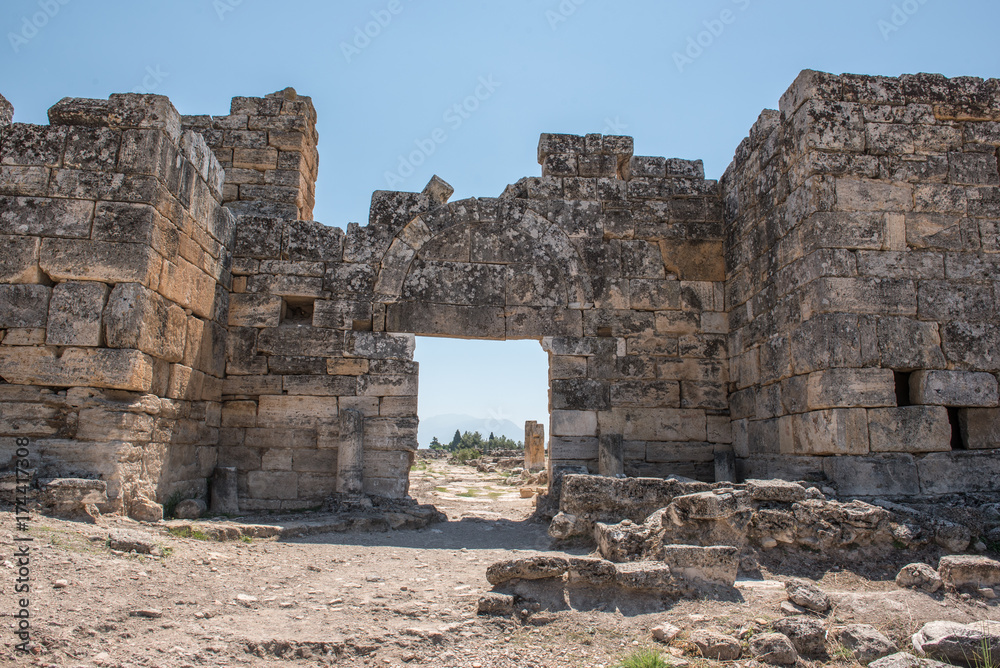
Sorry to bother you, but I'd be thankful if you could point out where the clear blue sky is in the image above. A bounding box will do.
[3,0,998,428]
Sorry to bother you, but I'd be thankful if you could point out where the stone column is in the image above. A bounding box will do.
[338,409,364,496]
[524,420,545,472]
[598,433,624,477]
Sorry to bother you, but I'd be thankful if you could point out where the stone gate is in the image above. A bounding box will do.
[0,70,998,519]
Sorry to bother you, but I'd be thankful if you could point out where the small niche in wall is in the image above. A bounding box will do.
[281,297,314,324]
[894,371,912,407]
[947,407,967,450]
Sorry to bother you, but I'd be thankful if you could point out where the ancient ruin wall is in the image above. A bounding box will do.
[0,93,232,518]
[721,71,1000,496]
[1,69,998,519]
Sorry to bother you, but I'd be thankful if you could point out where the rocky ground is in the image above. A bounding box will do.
[2,461,998,668]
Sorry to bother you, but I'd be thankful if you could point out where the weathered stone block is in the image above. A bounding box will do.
[0,235,42,283]
[247,470,298,500]
[779,409,870,456]
[228,293,282,327]
[0,347,153,391]
[876,317,946,370]
[917,451,1000,494]
[158,258,218,318]
[386,302,504,340]
[918,281,994,322]
[256,327,342,357]
[824,453,920,496]
[620,408,706,442]
[347,332,415,360]
[868,406,951,453]
[0,284,50,328]
[256,395,338,428]
[658,240,725,281]
[46,281,109,346]
[551,379,611,411]
[551,410,598,437]
[910,370,999,407]
[103,283,187,362]
[958,408,1000,449]
[40,238,161,287]
[805,368,896,410]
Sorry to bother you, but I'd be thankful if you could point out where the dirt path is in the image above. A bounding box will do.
[2,461,998,667]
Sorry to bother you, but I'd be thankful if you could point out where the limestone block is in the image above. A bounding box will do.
[0,235,42,283]
[361,449,410,480]
[0,347,153,391]
[222,375,282,396]
[256,327,343,357]
[917,451,1000,495]
[948,152,999,186]
[549,436,596,460]
[386,302,504,340]
[856,250,943,280]
[312,298,372,330]
[357,374,417,397]
[77,408,155,442]
[292,448,340,474]
[937,555,1000,589]
[256,395,338,428]
[779,70,844,115]
[0,284,50,328]
[918,281,994,322]
[0,165,49,197]
[363,476,408,499]
[506,307,583,338]
[158,258,217,318]
[940,321,1000,371]
[629,278,680,310]
[779,409,870,456]
[801,277,916,318]
[707,415,732,444]
[107,94,182,141]
[876,317,946,370]
[551,410,598,437]
[825,453,920,496]
[326,358,370,376]
[910,370,999,407]
[347,332,415,360]
[2,329,45,345]
[40,238,161,287]
[645,442,715,463]
[958,408,1000,449]
[46,281,109,346]
[610,380,680,408]
[835,178,912,213]
[0,125,66,167]
[378,396,417,417]
[680,381,729,410]
[103,283,187,362]
[244,428,316,450]
[620,408,706,442]
[551,379,610,411]
[227,293,282,327]
[658,240,726,281]
[805,368,896,410]
[868,406,951,453]
[220,400,257,428]
[247,470,298,500]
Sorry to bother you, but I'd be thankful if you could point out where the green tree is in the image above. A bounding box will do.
[429,436,442,450]
[449,429,462,450]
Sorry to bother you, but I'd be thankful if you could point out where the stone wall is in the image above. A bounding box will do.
[0,92,232,518]
[721,71,1000,495]
[0,69,998,519]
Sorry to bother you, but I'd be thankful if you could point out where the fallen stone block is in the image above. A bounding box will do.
[750,632,798,665]
[840,624,897,665]
[911,620,1000,667]
[895,563,942,593]
[108,528,161,556]
[938,555,1000,589]
[870,652,955,668]
[746,478,807,503]
[485,556,569,586]
[657,545,738,587]
[688,629,742,661]
[39,478,107,521]
[173,498,206,520]
[613,561,677,591]
[785,578,830,613]
[476,592,514,616]
[772,615,827,657]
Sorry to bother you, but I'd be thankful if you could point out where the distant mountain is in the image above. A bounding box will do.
[418,413,524,449]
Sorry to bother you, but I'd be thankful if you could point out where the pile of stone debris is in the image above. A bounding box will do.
[479,553,1000,666]
[548,475,1000,563]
